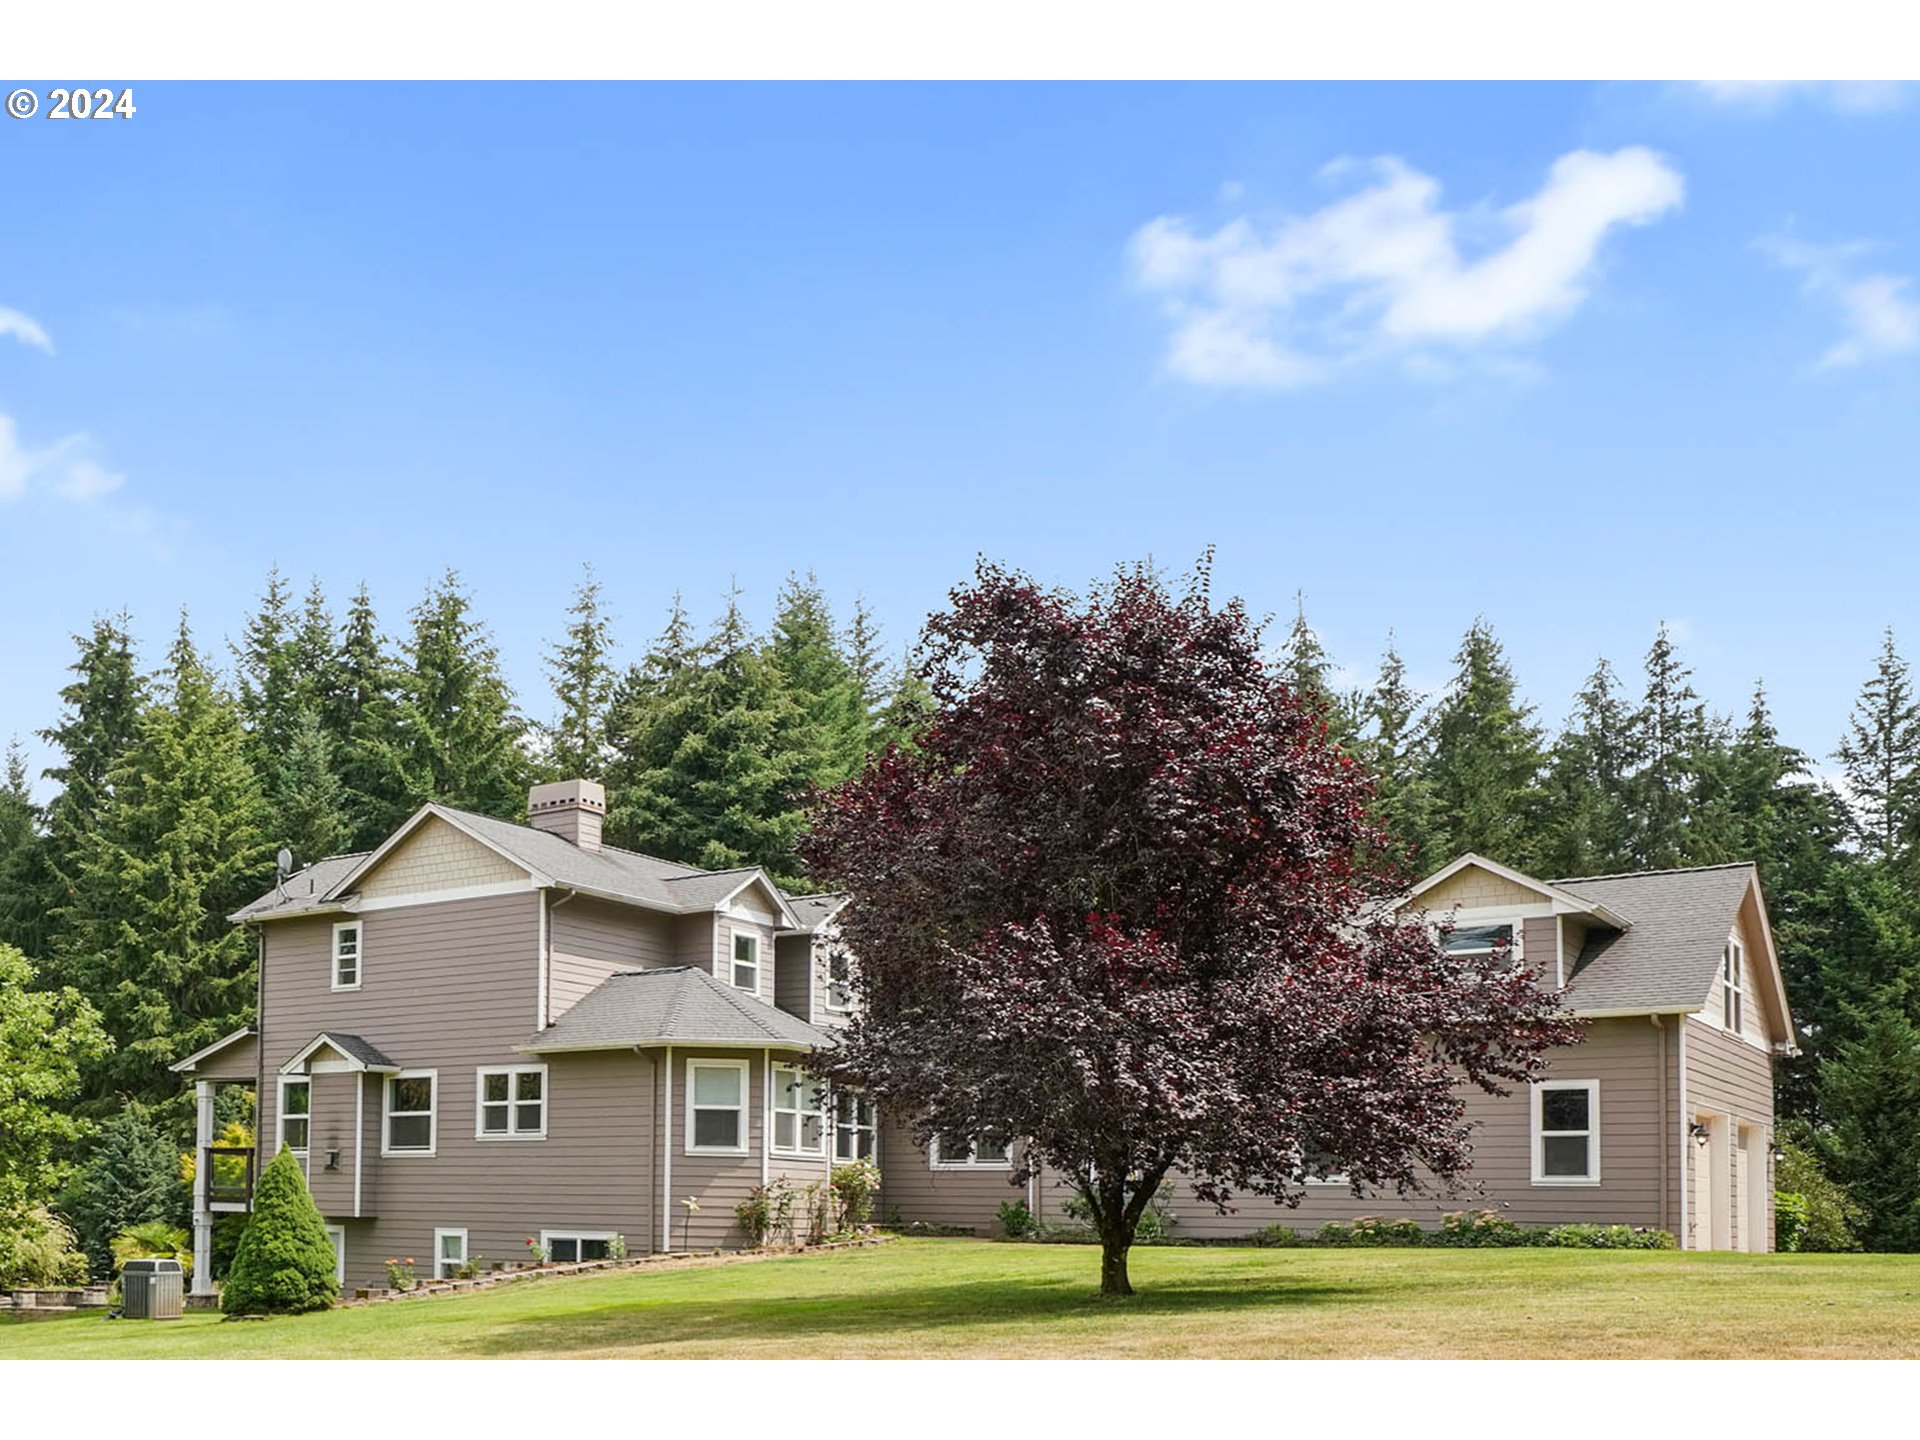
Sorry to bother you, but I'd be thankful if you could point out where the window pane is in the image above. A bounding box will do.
[775,1112,797,1150]
[1542,1089,1589,1132]
[440,1233,463,1261]
[549,1238,578,1263]
[515,1071,542,1101]
[835,1129,853,1161]
[734,962,757,990]
[693,1066,741,1107]
[856,1130,875,1160]
[1543,1135,1590,1177]
[284,1117,309,1150]
[481,1104,509,1134]
[392,1076,433,1112]
[937,1134,972,1161]
[694,1110,740,1148]
[734,933,756,963]
[515,1102,543,1132]
[1443,923,1513,954]
[801,1115,823,1151]
[389,1114,431,1150]
[580,1238,610,1261]
[483,1072,509,1103]
[284,1083,310,1117]
[974,1136,1010,1164]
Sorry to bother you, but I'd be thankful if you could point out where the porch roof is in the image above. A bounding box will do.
[516,965,835,1055]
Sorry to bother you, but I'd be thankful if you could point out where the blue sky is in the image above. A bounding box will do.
[3,81,1918,795]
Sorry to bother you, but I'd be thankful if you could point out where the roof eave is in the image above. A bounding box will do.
[513,1036,824,1056]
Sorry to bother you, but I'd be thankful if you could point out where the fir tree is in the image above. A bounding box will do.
[57,1104,182,1277]
[540,566,617,781]
[221,1145,338,1313]
[768,572,869,788]
[271,707,351,866]
[1634,623,1714,868]
[1834,629,1920,865]
[1277,593,1356,744]
[1356,635,1434,867]
[39,613,146,876]
[1423,618,1545,865]
[233,567,302,775]
[1815,1006,1920,1252]
[845,595,890,750]
[327,583,413,850]
[876,647,937,752]
[1532,658,1639,878]
[393,571,530,819]
[0,740,53,958]
[55,616,270,1110]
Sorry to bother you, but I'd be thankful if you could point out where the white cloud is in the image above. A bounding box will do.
[1759,234,1920,371]
[0,413,127,506]
[0,305,53,353]
[1689,82,1908,115]
[1128,148,1684,389]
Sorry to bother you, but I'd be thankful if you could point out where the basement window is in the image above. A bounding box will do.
[541,1230,615,1264]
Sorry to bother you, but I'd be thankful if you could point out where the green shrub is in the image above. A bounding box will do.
[58,1104,182,1279]
[736,1178,799,1247]
[996,1199,1037,1239]
[1438,1209,1532,1247]
[1318,1216,1426,1246]
[111,1220,193,1277]
[1776,1138,1862,1253]
[212,1213,250,1280]
[220,1145,339,1314]
[1245,1224,1310,1247]
[0,1207,90,1288]
[1536,1223,1675,1250]
[830,1158,882,1230]
[1774,1191,1810,1253]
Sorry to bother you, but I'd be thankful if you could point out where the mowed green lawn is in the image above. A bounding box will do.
[4,1238,1917,1359]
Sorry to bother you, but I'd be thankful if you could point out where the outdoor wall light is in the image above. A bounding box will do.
[325,1149,341,1171]
[1689,1122,1711,1145]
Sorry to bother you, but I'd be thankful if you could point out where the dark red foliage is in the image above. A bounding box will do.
[802,558,1581,1292]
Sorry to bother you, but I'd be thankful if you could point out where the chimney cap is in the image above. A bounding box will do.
[527,779,607,816]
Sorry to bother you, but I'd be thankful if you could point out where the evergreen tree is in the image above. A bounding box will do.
[1356,635,1434,867]
[271,707,351,867]
[326,583,413,850]
[540,566,617,781]
[39,612,146,878]
[1815,1006,1920,1251]
[1633,623,1716,868]
[845,595,890,750]
[55,616,270,1110]
[1834,629,1920,865]
[1277,594,1356,744]
[1423,618,1545,865]
[768,572,869,788]
[57,1104,182,1277]
[0,740,53,958]
[606,592,813,885]
[291,578,342,722]
[221,1145,338,1314]
[1532,658,1639,878]
[876,647,937,752]
[393,571,530,819]
[233,566,302,775]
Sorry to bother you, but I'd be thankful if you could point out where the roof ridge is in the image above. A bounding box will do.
[1553,861,1757,884]
[701,965,789,1041]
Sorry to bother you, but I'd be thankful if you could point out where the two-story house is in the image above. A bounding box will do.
[172,787,1794,1295]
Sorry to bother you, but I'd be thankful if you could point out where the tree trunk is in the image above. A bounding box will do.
[1099,1231,1134,1297]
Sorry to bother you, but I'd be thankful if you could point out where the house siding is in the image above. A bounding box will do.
[877,1114,1025,1232]
[357,816,529,899]
[1682,1015,1776,1252]
[774,933,814,1022]
[548,895,676,1019]
[1415,867,1543,912]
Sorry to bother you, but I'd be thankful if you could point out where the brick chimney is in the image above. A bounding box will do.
[527,779,606,851]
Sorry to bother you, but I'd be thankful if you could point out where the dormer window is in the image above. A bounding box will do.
[332,922,362,990]
[730,931,760,993]
[1441,922,1516,959]
[1722,937,1744,1032]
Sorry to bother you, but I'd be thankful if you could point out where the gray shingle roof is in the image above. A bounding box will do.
[230,853,368,921]
[518,966,836,1053]
[786,893,849,934]
[286,1031,399,1071]
[1552,862,1758,1013]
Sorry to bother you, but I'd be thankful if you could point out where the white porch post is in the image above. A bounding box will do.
[190,1078,216,1297]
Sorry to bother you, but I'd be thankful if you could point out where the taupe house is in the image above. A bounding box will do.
[173,787,1793,1295]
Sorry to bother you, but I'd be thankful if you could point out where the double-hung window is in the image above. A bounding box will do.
[771,1064,826,1156]
[825,946,854,1013]
[1722,938,1745,1032]
[686,1059,749,1154]
[279,1078,311,1155]
[384,1071,437,1156]
[477,1065,546,1139]
[834,1089,877,1162]
[730,931,760,993]
[931,1133,1012,1169]
[1532,1079,1599,1184]
[331,921,362,990]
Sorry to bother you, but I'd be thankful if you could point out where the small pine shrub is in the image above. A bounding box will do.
[220,1145,339,1314]
[995,1199,1037,1239]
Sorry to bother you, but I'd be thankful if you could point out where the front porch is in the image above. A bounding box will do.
[168,1027,261,1298]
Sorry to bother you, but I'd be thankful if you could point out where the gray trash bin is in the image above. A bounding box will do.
[121,1258,185,1319]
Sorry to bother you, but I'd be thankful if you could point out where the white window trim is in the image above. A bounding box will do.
[474,1063,548,1141]
[1438,913,1524,963]
[433,1226,469,1280]
[833,1088,877,1162]
[929,1134,1014,1171]
[277,1075,312,1160]
[728,928,761,994]
[1531,1078,1601,1186]
[685,1057,751,1156]
[770,1063,827,1158]
[382,1068,438,1158]
[325,1224,346,1287]
[1722,935,1746,1034]
[540,1229,618,1263]
[330,920,363,992]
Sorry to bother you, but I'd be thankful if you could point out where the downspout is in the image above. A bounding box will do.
[1651,1015,1668,1234]
[538,888,580,1030]
[1677,1020,1691,1249]
[762,1047,772,1187]
[254,922,266,1177]
[661,1044,673,1252]
[353,1073,365,1218]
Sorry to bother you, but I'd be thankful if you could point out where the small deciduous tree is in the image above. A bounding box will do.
[803,559,1580,1296]
[221,1145,339,1314]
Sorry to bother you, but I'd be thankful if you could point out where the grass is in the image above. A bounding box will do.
[3,1238,1918,1359]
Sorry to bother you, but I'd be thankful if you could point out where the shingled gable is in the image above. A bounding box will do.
[229,800,802,929]
[1400,851,1634,931]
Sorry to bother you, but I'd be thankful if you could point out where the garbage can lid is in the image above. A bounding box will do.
[123,1258,184,1273]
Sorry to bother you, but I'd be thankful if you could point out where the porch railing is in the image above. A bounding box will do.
[204,1146,255,1206]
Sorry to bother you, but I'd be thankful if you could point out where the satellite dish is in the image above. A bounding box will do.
[276,847,293,877]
